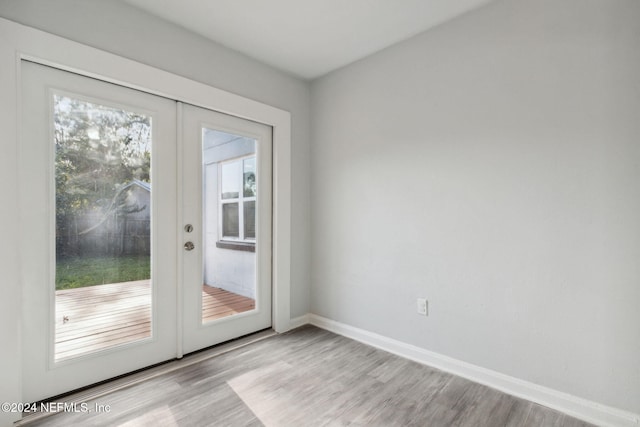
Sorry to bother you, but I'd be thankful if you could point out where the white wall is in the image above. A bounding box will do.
[0,0,311,317]
[311,0,640,415]
[0,21,20,427]
[203,138,257,299]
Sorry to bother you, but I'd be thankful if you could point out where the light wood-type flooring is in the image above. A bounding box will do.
[26,325,593,426]
[56,281,254,360]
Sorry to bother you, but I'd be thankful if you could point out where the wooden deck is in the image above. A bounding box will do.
[55,281,255,361]
[202,284,256,320]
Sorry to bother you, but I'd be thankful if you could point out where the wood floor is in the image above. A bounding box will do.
[29,326,593,427]
[56,282,255,360]
[202,285,256,321]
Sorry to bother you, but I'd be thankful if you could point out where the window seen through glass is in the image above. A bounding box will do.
[220,156,256,242]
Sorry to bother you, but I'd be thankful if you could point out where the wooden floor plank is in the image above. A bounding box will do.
[25,326,595,427]
[201,286,255,322]
[56,323,152,348]
[54,282,255,360]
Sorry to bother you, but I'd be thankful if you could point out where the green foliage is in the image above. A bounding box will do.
[54,95,152,257]
[56,255,151,290]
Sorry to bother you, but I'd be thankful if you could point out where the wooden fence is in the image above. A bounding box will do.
[57,213,150,257]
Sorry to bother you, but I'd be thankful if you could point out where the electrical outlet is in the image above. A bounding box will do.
[417,298,428,316]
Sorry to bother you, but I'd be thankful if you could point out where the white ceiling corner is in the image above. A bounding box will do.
[121,0,493,80]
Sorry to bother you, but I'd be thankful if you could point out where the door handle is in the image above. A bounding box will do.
[184,241,195,251]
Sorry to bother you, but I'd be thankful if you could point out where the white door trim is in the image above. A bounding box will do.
[0,16,291,421]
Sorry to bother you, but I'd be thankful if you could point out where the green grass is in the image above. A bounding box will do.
[56,255,151,290]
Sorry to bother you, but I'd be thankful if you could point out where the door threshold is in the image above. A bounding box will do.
[17,328,277,426]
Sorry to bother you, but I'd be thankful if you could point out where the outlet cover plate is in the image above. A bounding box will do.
[417,298,428,316]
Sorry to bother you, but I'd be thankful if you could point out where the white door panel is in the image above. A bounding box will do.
[21,61,178,402]
[181,103,272,354]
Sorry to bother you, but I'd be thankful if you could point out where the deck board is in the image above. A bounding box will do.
[55,281,255,361]
[202,285,256,321]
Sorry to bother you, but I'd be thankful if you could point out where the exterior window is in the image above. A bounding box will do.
[219,156,256,243]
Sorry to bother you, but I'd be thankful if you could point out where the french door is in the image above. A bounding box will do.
[181,104,272,354]
[20,61,272,402]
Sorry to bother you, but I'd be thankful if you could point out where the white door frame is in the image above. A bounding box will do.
[0,17,291,421]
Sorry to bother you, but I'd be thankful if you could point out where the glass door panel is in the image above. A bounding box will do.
[53,94,153,361]
[203,130,257,323]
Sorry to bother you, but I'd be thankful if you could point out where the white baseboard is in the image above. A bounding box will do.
[304,314,639,427]
[288,314,310,330]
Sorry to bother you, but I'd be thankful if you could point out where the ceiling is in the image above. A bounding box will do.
[121,0,493,80]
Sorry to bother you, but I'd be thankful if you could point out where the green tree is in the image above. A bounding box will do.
[54,95,151,257]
